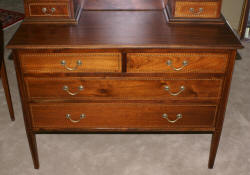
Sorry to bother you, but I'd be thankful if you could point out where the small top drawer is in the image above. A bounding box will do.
[27,2,70,17]
[20,52,122,74]
[127,52,228,73]
[174,1,221,18]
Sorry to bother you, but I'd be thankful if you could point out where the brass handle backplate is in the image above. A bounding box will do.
[66,113,85,123]
[61,60,82,71]
[164,85,185,96]
[63,85,84,96]
[166,60,188,71]
[189,7,204,15]
[42,7,56,16]
[162,113,182,123]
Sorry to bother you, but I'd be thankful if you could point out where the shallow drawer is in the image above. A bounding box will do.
[30,103,217,129]
[25,78,222,100]
[20,53,122,73]
[28,2,70,17]
[127,53,228,73]
[174,1,220,18]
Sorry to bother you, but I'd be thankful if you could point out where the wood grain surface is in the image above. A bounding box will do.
[174,1,220,18]
[19,52,122,73]
[25,77,222,100]
[30,103,217,129]
[127,52,228,73]
[8,11,242,49]
[83,0,167,10]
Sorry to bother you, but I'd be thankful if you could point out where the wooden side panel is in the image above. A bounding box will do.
[20,52,122,73]
[127,53,228,73]
[30,103,217,129]
[25,78,223,100]
[208,51,237,169]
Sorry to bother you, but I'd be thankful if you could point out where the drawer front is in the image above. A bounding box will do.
[20,53,122,73]
[25,78,222,100]
[28,2,70,17]
[30,103,217,129]
[174,1,220,18]
[127,53,228,73]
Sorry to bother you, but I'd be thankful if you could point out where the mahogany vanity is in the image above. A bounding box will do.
[7,0,243,169]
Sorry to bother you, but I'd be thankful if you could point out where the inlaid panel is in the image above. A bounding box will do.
[28,2,70,17]
[174,1,220,18]
[20,52,122,73]
[127,53,228,73]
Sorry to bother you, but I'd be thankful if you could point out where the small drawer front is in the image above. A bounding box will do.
[20,53,122,73]
[28,2,70,17]
[127,53,228,73]
[25,78,222,100]
[30,103,217,129]
[174,1,220,18]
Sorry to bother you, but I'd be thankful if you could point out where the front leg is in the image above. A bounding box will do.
[27,132,39,169]
[208,130,222,169]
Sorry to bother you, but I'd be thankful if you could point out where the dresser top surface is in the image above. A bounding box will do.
[8,10,242,49]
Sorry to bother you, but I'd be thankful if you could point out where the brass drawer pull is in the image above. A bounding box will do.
[66,113,85,123]
[162,113,182,123]
[189,7,204,15]
[63,85,84,96]
[166,60,188,71]
[42,7,56,16]
[164,85,185,96]
[60,60,82,71]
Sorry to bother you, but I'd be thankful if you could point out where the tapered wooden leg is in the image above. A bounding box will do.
[27,132,39,169]
[12,52,39,169]
[1,59,15,121]
[208,130,222,169]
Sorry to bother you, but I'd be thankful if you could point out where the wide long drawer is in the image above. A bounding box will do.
[30,103,217,129]
[25,78,222,100]
[127,52,228,73]
[19,52,122,73]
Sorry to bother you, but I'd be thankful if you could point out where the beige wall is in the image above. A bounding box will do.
[222,0,245,31]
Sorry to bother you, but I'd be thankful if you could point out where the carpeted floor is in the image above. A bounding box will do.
[0,1,250,175]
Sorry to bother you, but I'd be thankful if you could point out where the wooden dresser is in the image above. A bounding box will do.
[8,0,242,169]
